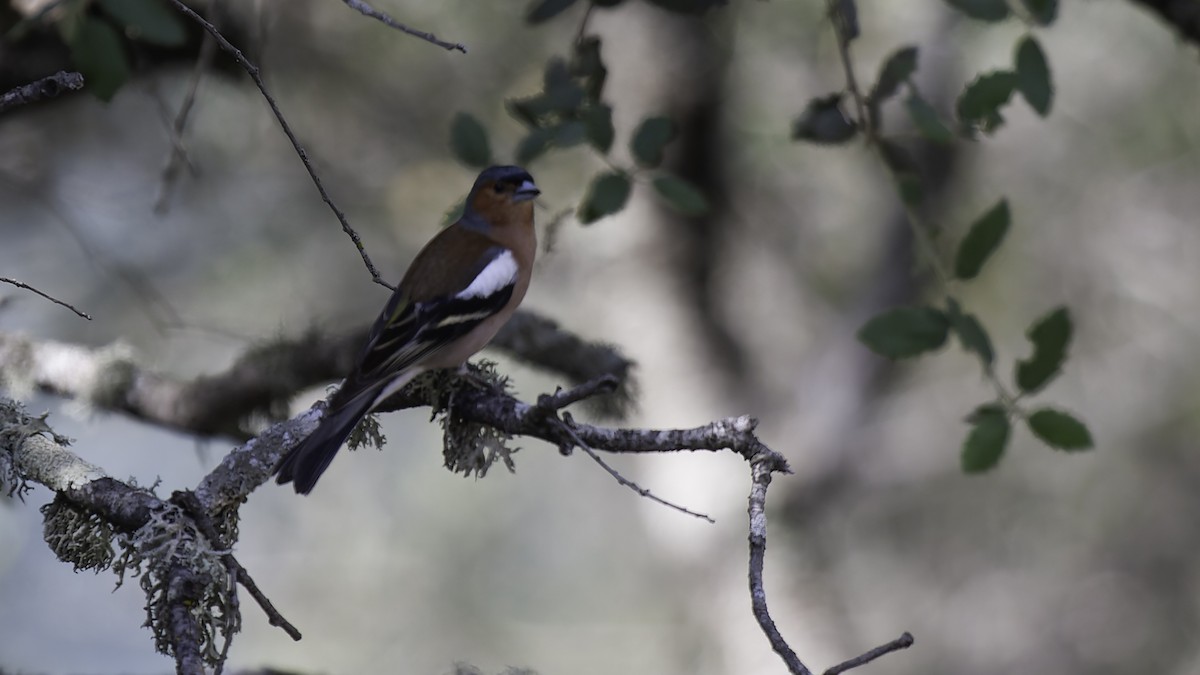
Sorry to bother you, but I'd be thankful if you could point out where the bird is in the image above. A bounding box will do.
[275,165,540,494]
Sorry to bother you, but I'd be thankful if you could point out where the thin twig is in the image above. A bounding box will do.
[341,0,467,52]
[229,555,302,640]
[171,490,302,641]
[562,412,714,522]
[155,1,220,214]
[574,2,595,45]
[826,0,869,139]
[748,453,811,675]
[0,71,84,114]
[823,632,914,675]
[164,0,395,290]
[536,374,618,411]
[0,277,90,319]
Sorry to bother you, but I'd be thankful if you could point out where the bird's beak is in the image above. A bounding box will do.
[513,180,541,202]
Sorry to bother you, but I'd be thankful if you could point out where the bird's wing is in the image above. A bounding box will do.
[337,240,518,403]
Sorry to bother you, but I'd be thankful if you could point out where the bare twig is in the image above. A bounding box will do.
[163,0,394,290]
[536,375,618,411]
[824,632,914,675]
[748,452,810,675]
[0,276,91,319]
[229,556,302,640]
[562,411,714,522]
[341,0,467,53]
[825,0,869,139]
[155,0,220,214]
[0,71,84,114]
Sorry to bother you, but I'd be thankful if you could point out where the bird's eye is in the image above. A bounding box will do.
[492,184,505,194]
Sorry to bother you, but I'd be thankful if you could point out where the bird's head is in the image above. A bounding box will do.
[464,165,540,229]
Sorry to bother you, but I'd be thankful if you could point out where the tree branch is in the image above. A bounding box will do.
[341,0,467,53]
[0,276,91,319]
[2,325,912,674]
[0,311,631,440]
[163,0,394,289]
[0,71,84,114]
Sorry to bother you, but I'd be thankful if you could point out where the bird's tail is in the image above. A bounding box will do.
[275,387,379,495]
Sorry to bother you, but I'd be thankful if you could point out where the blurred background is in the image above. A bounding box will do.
[2,0,1200,673]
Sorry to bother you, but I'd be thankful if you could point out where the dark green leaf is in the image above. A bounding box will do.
[1015,36,1053,116]
[552,120,587,147]
[946,298,995,367]
[954,199,1010,280]
[582,105,614,153]
[943,0,1010,21]
[516,127,555,165]
[506,84,585,125]
[578,171,632,224]
[956,71,1017,135]
[871,46,918,103]
[630,116,676,168]
[97,0,187,47]
[644,0,724,14]
[652,174,710,216]
[1020,0,1057,25]
[68,17,130,101]
[1015,307,1072,394]
[962,404,1010,472]
[857,306,950,359]
[878,140,923,205]
[1027,409,1093,451]
[526,0,580,23]
[449,112,492,168]
[831,0,859,40]
[792,94,857,145]
[905,92,955,144]
[544,57,572,90]
[571,36,607,101]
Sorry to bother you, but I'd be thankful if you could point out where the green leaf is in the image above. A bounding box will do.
[449,112,492,168]
[652,174,710,216]
[1015,307,1072,394]
[905,92,955,144]
[946,299,995,367]
[956,71,1017,135]
[526,0,580,23]
[515,127,555,165]
[878,140,922,205]
[1015,36,1053,116]
[556,120,588,146]
[582,104,614,153]
[97,0,187,47]
[961,404,1010,472]
[68,16,130,101]
[792,94,857,145]
[1027,409,1093,451]
[1020,0,1058,25]
[571,36,607,101]
[630,116,676,168]
[871,46,918,103]
[578,171,632,224]
[943,0,1010,21]
[954,199,1010,280]
[830,0,859,40]
[644,0,723,14]
[857,306,950,359]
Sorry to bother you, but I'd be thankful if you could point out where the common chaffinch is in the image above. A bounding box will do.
[275,165,540,494]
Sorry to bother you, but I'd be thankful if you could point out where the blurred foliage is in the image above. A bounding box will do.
[791,0,1083,472]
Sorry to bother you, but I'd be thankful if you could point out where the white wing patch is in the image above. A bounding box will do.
[457,250,518,300]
